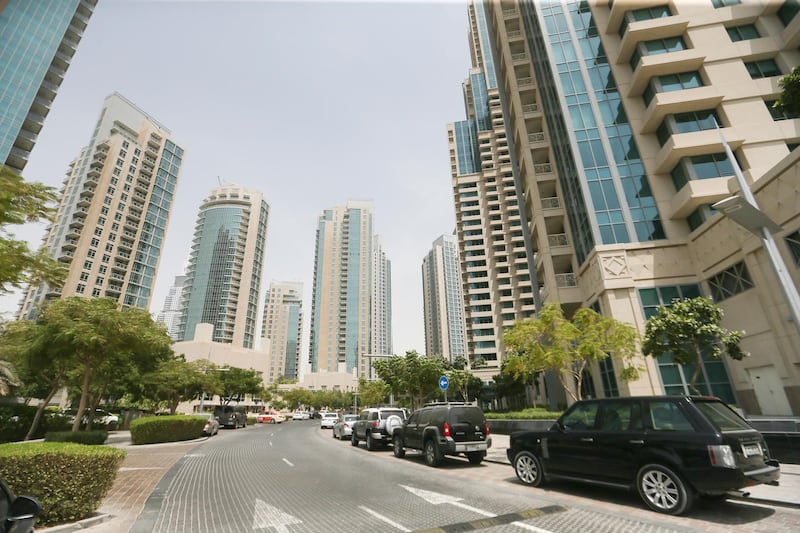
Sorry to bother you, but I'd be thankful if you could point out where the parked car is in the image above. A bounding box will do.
[213,405,247,429]
[292,410,310,421]
[194,413,219,436]
[257,412,285,424]
[392,402,490,467]
[507,395,781,515]
[60,408,119,427]
[333,414,359,440]
[0,475,41,533]
[351,407,407,450]
[320,412,339,429]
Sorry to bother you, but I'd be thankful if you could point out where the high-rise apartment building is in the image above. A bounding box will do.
[371,235,393,362]
[480,0,800,414]
[18,92,183,318]
[309,200,391,378]
[422,234,468,363]
[261,281,304,383]
[155,274,186,341]
[177,185,269,349]
[448,2,536,380]
[0,0,97,174]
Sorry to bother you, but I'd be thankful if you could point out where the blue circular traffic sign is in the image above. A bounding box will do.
[439,375,449,391]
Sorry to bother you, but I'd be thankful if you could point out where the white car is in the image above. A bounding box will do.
[292,411,305,421]
[320,412,339,429]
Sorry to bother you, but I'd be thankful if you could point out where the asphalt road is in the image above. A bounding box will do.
[127,421,800,533]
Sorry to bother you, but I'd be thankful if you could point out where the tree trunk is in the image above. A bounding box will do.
[72,365,93,432]
[689,347,704,395]
[24,386,60,441]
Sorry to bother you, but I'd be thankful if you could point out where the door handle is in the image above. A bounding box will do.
[580,437,594,442]
[629,440,644,444]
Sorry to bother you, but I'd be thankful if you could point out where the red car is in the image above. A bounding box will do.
[257,411,285,424]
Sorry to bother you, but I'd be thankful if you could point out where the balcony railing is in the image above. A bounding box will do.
[541,197,560,209]
[555,273,578,287]
[548,233,568,247]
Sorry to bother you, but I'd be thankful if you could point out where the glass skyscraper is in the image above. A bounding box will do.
[261,281,304,383]
[0,0,96,174]
[177,185,270,350]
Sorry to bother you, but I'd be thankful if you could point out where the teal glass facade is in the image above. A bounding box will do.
[520,0,664,264]
[639,285,736,404]
[0,0,85,172]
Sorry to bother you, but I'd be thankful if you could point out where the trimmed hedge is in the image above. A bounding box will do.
[0,405,71,443]
[247,415,257,426]
[0,442,125,527]
[45,430,108,445]
[485,408,562,420]
[129,415,205,445]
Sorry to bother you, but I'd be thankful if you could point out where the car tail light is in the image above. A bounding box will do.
[485,422,490,436]
[443,422,451,437]
[372,421,379,428]
[708,445,736,468]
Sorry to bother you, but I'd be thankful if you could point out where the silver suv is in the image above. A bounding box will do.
[351,407,407,451]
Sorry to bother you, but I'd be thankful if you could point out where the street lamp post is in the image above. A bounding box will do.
[711,128,800,334]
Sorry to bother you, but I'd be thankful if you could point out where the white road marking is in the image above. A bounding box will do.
[252,498,302,532]
[281,458,294,467]
[358,505,411,532]
[401,484,555,533]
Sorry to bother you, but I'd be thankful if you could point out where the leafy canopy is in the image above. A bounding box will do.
[642,296,745,394]
[502,303,640,402]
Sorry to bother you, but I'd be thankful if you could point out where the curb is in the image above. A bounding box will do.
[38,513,112,532]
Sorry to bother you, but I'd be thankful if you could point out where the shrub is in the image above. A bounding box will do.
[0,406,72,443]
[45,430,108,445]
[129,415,205,445]
[484,408,561,420]
[0,442,125,527]
[247,415,257,426]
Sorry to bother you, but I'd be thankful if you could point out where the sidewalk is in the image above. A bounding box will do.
[39,430,799,532]
[486,433,800,507]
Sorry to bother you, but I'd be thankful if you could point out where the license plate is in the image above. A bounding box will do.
[742,443,762,457]
[465,443,485,452]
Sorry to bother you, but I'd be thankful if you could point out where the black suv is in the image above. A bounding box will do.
[351,407,407,451]
[507,395,781,515]
[392,402,491,467]
[0,475,41,533]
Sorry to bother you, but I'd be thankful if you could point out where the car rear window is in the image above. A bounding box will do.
[450,407,484,425]
[693,400,753,431]
[380,409,405,419]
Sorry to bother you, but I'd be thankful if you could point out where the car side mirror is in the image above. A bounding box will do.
[550,421,565,432]
[8,495,42,521]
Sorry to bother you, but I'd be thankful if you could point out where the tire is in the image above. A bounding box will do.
[393,435,405,458]
[351,432,359,447]
[467,451,484,465]
[366,432,377,451]
[637,463,694,515]
[513,451,544,486]
[385,415,402,436]
[424,439,442,467]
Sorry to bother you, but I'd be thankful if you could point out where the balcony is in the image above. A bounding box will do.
[522,103,540,114]
[528,131,547,146]
[541,197,560,210]
[511,52,528,63]
[548,233,569,247]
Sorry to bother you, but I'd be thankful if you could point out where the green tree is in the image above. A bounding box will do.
[357,378,389,407]
[775,64,800,115]
[373,350,446,409]
[140,356,221,414]
[217,365,263,406]
[502,303,640,403]
[0,166,66,293]
[642,296,746,394]
[2,297,173,434]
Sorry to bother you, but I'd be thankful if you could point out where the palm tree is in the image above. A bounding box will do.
[0,360,22,396]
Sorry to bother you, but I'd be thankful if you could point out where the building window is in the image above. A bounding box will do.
[778,0,800,26]
[726,24,759,41]
[630,37,688,71]
[92,288,101,297]
[619,5,671,38]
[643,71,703,107]
[712,0,741,7]
[656,109,719,146]
[79,272,89,282]
[707,261,754,302]
[785,230,800,265]
[687,204,715,231]
[746,59,781,79]
[76,284,85,294]
[671,152,735,191]
[765,100,800,120]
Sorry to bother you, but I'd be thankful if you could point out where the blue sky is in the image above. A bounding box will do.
[0,0,472,358]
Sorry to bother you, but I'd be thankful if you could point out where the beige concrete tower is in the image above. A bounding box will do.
[261,281,304,384]
[448,1,536,381]
[18,92,183,318]
[481,0,800,414]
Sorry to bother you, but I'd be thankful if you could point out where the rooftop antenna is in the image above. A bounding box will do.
[217,176,223,186]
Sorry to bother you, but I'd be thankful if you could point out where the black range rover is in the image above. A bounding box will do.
[507,395,780,515]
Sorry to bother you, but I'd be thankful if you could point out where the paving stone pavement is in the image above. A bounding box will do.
[37,430,799,532]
